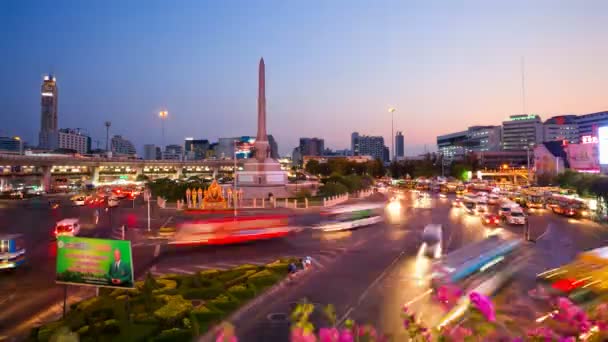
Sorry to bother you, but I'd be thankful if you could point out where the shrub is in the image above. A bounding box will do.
[247,269,280,287]
[198,269,221,279]
[228,284,256,301]
[101,319,120,334]
[216,269,248,283]
[131,313,159,325]
[75,297,101,312]
[76,325,89,336]
[152,279,178,294]
[232,264,260,272]
[153,295,193,325]
[192,305,224,328]
[152,328,192,342]
[181,286,223,300]
[225,270,257,287]
[264,261,291,274]
[37,321,64,342]
[208,294,240,313]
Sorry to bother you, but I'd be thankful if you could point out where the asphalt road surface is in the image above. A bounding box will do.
[1,190,608,340]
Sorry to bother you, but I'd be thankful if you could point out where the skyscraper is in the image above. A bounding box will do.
[299,138,325,157]
[39,74,58,149]
[395,131,404,159]
[351,133,386,161]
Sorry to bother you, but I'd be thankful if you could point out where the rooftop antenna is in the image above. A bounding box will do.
[521,56,526,114]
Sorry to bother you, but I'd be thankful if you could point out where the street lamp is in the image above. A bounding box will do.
[233,139,238,219]
[388,107,396,162]
[159,110,168,159]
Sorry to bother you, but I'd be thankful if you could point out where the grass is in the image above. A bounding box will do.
[30,258,299,342]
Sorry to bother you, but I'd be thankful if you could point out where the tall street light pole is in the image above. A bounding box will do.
[104,121,111,156]
[388,107,396,162]
[233,139,238,219]
[159,110,168,159]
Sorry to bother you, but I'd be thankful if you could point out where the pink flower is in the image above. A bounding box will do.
[318,328,339,342]
[291,327,317,342]
[446,326,473,340]
[338,329,354,342]
[469,292,496,322]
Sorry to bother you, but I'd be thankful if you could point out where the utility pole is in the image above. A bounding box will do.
[104,121,111,155]
[233,140,238,219]
[389,108,396,162]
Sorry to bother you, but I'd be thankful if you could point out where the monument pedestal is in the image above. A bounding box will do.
[237,158,289,199]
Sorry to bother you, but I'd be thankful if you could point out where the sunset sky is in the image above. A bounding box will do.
[2,0,607,156]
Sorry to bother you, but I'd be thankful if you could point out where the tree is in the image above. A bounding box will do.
[136,174,150,182]
[318,163,332,177]
[305,160,321,175]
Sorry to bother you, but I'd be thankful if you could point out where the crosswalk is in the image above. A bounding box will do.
[147,247,349,278]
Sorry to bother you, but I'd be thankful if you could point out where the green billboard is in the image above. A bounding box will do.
[56,236,134,288]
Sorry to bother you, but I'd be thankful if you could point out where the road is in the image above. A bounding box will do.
[1,190,607,340]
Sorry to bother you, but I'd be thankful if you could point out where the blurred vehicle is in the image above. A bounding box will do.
[112,188,128,199]
[421,224,443,259]
[86,195,104,206]
[476,205,488,215]
[498,201,518,218]
[526,193,545,209]
[170,215,293,245]
[488,194,500,205]
[108,196,120,208]
[481,214,500,226]
[71,195,86,206]
[54,218,81,237]
[452,198,463,208]
[506,207,527,225]
[316,203,384,232]
[0,234,26,270]
[430,235,522,290]
[49,200,60,209]
[439,193,447,199]
[537,246,608,304]
[463,199,478,215]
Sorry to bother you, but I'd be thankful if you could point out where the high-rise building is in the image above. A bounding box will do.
[501,114,543,151]
[144,144,158,160]
[0,136,24,154]
[395,131,404,159]
[111,135,137,156]
[383,146,390,163]
[351,132,360,156]
[298,138,325,157]
[576,111,608,138]
[352,133,386,161]
[543,115,579,143]
[268,134,279,159]
[39,74,58,149]
[437,130,467,159]
[184,138,209,160]
[464,126,502,153]
[163,144,183,160]
[48,128,89,154]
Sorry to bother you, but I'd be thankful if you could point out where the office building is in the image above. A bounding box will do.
[268,134,279,159]
[299,138,325,157]
[576,111,608,137]
[111,135,137,156]
[383,146,390,163]
[501,114,543,151]
[49,128,89,154]
[39,74,58,149]
[163,144,183,160]
[395,131,404,159]
[465,126,502,153]
[351,133,387,161]
[0,136,24,154]
[143,144,158,160]
[543,115,579,143]
[184,138,209,160]
[437,130,468,159]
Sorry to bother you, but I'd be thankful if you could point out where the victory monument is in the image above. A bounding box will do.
[236,58,288,198]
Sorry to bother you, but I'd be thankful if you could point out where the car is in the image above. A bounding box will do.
[108,196,120,208]
[71,196,86,206]
[421,224,443,259]
[481,214,500,226]
[54,218,81,237]
[112,188,128,199]
[499,203,517,218]
[506,209,527,225]
[452,198,463,207]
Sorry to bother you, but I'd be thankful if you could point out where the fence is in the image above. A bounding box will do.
[323,193,349,207]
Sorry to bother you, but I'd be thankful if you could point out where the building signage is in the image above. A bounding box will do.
[567,142,600,171]
[510,114,537,121]
[56,236,134,288]
[581,135,599,144]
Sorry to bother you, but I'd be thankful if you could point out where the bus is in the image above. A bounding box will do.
[537,247,608,305]
[169,215,294,246]
[548,195,591,218]
[316,203,384,232]
[430,235,522,290]
[0,234,26,270]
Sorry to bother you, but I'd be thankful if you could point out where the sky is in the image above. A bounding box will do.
[2,0,608,156]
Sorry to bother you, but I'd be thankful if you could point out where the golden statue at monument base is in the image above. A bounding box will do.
[202,180,227,209]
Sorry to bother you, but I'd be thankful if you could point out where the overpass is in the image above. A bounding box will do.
[477,168,532,184]
[0,154,249,191]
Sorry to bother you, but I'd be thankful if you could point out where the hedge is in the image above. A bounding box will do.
[153,295,193,325]
[208,294,241,313]
[247,269,280,287]
[181,286,224,300]
[152,328,192,342]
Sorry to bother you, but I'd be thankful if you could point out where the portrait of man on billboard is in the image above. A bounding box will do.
[108,248,132,287]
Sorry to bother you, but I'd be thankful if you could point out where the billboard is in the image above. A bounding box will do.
[599,127,608,165]
[566,143,599,172]
[56,236,134,288]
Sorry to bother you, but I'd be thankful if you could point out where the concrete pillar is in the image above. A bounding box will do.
[176,167,183,179]
[41,166,52,192]
[92,166,100,185]
[305,198,308,208]
[135,166,144,179]
[294,199,297,209]
[273,198,277,208]
[262,198,265,208]
[323,198,326,207]
[253,198,257,208]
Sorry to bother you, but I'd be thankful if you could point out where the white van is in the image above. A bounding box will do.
[499,201,518,218]
[507,207,527,225]
[422,224,443,259]
[54,218,81,237]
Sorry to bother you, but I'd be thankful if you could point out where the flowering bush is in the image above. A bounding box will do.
[214,293,608,341]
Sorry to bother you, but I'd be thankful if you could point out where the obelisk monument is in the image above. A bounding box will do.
[237,58,288,197]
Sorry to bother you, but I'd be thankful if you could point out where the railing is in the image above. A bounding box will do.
[323,193,349,207]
